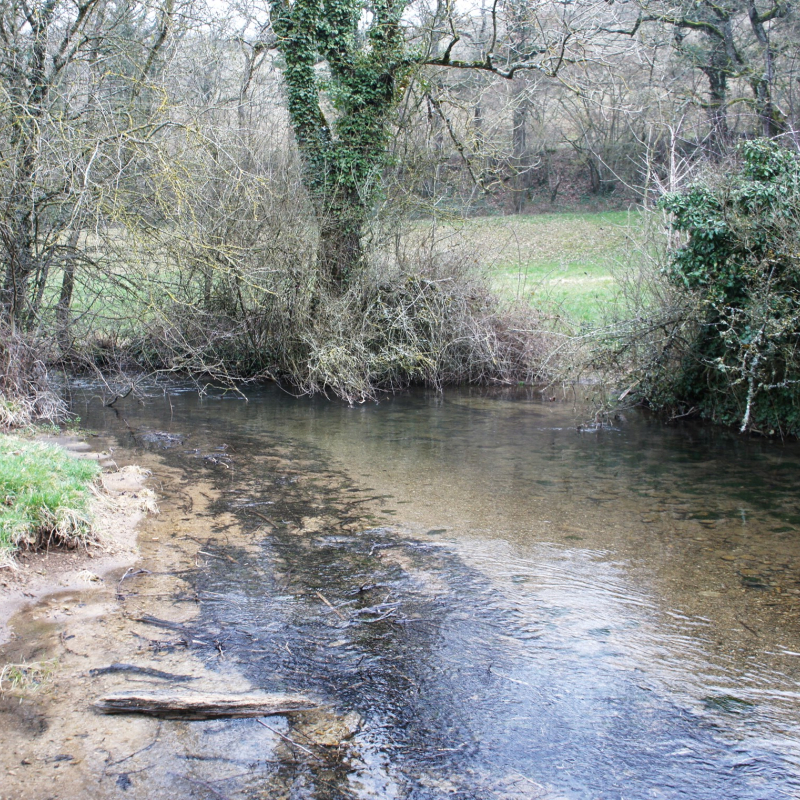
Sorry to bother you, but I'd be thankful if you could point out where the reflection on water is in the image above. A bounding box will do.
[9,384,800,798]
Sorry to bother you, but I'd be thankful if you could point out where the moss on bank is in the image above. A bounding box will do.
[0,436,100,554]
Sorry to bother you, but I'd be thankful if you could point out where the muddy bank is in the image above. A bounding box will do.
[0,422,379,800]
[0,435,157,645]
[0,450,219,799]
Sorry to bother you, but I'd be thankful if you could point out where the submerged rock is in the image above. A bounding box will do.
[291,709,362,747]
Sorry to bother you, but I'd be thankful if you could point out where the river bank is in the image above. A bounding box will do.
[0,433,157,646]
[0,418,348,799]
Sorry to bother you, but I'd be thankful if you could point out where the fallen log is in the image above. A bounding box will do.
[94,692,318,719]
[89,663,198,682]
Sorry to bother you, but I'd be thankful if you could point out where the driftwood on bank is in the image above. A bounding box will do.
[94,692,318,719]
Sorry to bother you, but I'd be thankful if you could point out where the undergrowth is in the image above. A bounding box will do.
[0,326,68,429]
[29,137,559,402]
[574,139,800,437]
[82,232,555,403]
[652,140,800,435]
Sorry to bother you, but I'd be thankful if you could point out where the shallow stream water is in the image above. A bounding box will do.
[3,385,800,799]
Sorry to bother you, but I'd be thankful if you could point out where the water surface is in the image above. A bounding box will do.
[4,384,800,799]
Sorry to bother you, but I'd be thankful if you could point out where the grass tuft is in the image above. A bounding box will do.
[0,436,100,553]
[0,658,59,694]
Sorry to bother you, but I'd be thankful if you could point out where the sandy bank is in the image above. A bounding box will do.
[0,435,157,645]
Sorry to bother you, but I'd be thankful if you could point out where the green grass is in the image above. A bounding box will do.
[457,210,641,326]
[0,436,100,554]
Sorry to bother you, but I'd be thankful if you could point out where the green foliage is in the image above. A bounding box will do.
[269,0,411,196]
[0,436,99,552]
[654,139,800,434]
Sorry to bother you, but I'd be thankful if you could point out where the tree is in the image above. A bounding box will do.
[266,0,413,290]
[0,0,102,325]
[634,0,792,154]
[0,0,178,329]
[265,0,576,291]
[746,0,788,138]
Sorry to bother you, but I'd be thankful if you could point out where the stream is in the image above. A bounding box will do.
[2,384,800,799]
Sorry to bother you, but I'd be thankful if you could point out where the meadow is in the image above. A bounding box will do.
[470,210,642,326]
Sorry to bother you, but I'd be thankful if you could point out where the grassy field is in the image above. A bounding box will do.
[457,210,642,326]
[0,436,99,555]
[39,210,642,341]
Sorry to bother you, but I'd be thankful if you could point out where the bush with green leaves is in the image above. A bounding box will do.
[654,139,800,434]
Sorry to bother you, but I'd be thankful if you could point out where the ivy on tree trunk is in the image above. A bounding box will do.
[268,0,412,290]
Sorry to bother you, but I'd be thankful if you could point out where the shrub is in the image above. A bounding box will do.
[0,326,67,429]
[651,139,800,435]
[134,235,550,403]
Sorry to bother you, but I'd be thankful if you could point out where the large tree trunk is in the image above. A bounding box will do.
[0,209,36,326]
[319,216,363,290]
[747,0,783,138]
[1,3,54,326]
[270,0,410,294]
